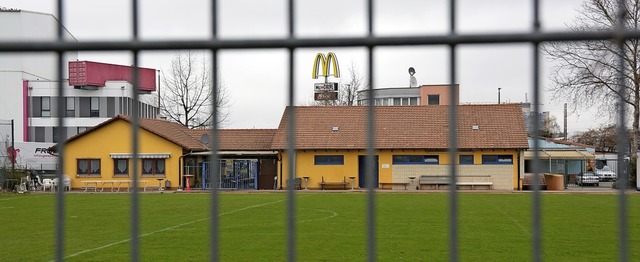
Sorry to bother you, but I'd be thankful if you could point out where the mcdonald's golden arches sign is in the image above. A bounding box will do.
[312,52,340,79]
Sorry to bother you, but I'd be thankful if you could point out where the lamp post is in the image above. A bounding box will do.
[498,88,502,104]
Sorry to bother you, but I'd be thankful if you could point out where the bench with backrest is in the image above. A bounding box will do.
[521,174,547,190]
[320,176,347,190]
[419,175,450,190]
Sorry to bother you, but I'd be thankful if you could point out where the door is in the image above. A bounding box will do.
[258,158,277,189]
[358,155,379,189]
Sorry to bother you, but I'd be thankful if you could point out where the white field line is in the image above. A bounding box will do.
[0,197,17,201]
[488,200,530,236]
[297,208,338,223]
[0,206,14,209]
[56,198,286,261]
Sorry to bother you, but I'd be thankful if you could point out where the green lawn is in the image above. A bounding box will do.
[0,192,638,261]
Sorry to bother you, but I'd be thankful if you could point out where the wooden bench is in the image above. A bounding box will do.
[379,182,409,190]
[81,180,149,192]
[82,180,101,192]
[320,176,347,190]
[456,181,493,190]
[419,175,450,190]
[521,174,547,190]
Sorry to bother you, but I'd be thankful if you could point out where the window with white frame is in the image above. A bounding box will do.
[41,97,51,117]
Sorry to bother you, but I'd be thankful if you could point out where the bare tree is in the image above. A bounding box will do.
[571,124,619,152]
[160,51,229,128]
[543,0,640,182]
[539,115,561,138]
[310,63,366,106]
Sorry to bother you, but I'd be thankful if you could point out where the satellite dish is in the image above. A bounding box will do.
[408,67,416,76]
[200,133,210,145]
[410,76,417,88]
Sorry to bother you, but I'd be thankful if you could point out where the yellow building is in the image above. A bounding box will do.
[58,104,528,191]
[272,104,529,190]
[58,115,209,190]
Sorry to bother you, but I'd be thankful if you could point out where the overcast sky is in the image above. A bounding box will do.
[1,0,599,134]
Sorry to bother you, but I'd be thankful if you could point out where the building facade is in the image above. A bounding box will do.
[356,84,460,106]
[273,104,528,190]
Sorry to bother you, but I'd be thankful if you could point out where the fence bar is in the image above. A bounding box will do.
[209,1,220,261]
[54,0,65,261]
[130,0,141,261]
[286,0,297,261]
[447,0,458,261]
[8,31,640,52]
[365,0,376,261]
[615,1,629,261]
[531,1,542,262]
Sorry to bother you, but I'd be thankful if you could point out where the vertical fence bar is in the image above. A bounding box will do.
[531,1,542,262]
[286,0,297,261]
[130,0,141,261]
[365,0,376,261]
[54,0,65,261]
[615,1,629,261]
[447,0,458,261]
[209,1,220,261]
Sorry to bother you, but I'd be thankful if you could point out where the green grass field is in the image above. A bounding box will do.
[0,192,638,261]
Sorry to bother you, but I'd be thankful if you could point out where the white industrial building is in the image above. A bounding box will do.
[0,9,158,171]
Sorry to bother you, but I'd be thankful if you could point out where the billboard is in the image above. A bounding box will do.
[1,141,57,171]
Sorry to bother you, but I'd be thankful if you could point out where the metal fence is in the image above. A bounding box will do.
[0,0,635,261]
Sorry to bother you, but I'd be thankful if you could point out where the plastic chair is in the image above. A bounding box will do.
[42,179,53,191]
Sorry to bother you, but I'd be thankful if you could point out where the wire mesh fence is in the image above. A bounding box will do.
[0,0,636,261]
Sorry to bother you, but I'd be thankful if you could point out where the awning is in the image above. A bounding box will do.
[524,150,594,160]
[110,153,171,159]
[189,151,278,156]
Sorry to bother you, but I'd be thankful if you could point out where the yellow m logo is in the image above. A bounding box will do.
[312,52,340,79]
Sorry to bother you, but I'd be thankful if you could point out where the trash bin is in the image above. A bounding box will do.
[164,179,171,189]
[544,174,564,191]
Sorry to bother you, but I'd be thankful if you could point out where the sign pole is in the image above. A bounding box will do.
[11,119,14,172]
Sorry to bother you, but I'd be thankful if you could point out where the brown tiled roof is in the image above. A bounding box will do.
[188,129,276,151]
[271,104,529,150]
[60,115,207,151]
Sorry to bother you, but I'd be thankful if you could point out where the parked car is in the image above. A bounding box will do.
[576,171,600,186]
[595,166,616,181]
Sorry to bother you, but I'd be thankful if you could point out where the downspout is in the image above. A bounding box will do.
[278,151,283,190]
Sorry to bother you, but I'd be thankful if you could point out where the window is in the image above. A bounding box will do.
[314,155,344,165]
[142,159,165,176]
[428,94,440,105]
[114,159,129,176]
[77,127,87,133]
[459,155,474,165]
[77,159,101,176]
[410,97,419,105]
[392,155,439,164]
[41,97,51,117]
[482,155,513,164]
[66,97,75,117]
[90,97,100,117]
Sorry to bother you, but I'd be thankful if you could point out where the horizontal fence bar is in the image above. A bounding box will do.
[3,30,640,52]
